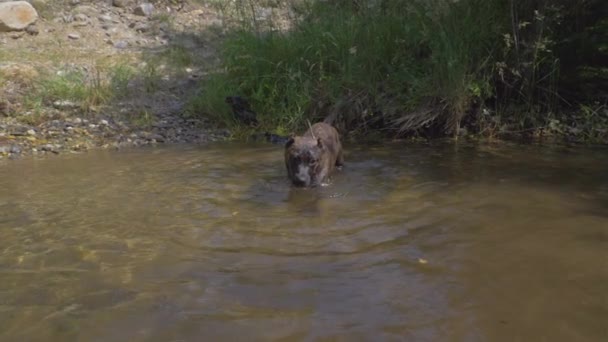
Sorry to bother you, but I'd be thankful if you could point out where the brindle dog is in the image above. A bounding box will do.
[284,122,344,187]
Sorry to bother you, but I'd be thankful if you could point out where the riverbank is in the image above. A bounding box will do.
[189,0,607,144]
[1,0,242,159]
[1,1,606,161]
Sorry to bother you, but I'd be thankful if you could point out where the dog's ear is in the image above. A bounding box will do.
[285,136,295,148]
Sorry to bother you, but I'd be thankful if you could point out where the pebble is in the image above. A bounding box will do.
[68,33,81,40]
[53,100,79,110]
[113,40,129,49]
[10,145,21,154]
[98,15,113,23]
[74,14,88,22]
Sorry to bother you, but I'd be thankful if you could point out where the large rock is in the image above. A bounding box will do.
[0,1,38,32]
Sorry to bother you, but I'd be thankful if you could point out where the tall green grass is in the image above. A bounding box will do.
[189,0,606,140]
[189,0,505,136]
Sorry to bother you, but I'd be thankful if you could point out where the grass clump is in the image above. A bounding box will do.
[14,63,136,119]
[190,0,503,136]
[189,0,607,142]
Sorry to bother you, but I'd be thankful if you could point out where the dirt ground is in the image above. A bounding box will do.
[0,0,293,158]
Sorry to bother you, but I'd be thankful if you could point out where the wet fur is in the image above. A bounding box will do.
[284,122,344,187]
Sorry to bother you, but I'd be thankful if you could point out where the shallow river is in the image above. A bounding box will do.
[1,141,607,341]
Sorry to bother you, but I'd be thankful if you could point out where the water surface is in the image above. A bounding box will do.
[1,141,607,341]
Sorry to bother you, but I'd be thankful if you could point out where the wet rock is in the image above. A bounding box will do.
[0,1,39,32]
[40,143,59,154]
[133,3,154,17]
[10,144,22,154]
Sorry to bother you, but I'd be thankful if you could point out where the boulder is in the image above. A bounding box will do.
[0,1,38,32]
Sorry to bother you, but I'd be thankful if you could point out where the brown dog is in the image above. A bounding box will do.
[284,122,344,187]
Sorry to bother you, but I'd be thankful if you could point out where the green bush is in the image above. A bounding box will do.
[189,0,607,141]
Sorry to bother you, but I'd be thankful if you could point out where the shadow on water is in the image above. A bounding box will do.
[0,141,607,341]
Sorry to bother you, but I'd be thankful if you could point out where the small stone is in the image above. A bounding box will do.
[133,22,150,32]
[73,13,88,22]
[10,31,25,39]
[25,24,39,36]
[41,144,59,154]
[112,0,128,8]
[73,117,82,124]
[133,3,154,17]
[99,119,109,126]
[53,100,79,109]
[113,40,128,49]
[98,15,112,23]
[27,129,36,136]
[10,145,22,154]
[68,33,80,40]
[88,124,97,129]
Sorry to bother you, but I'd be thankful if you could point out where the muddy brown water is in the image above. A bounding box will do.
[1,142,607,341]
